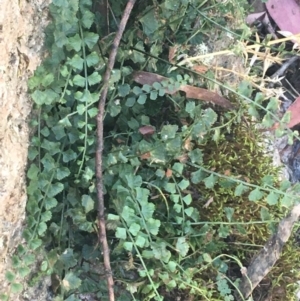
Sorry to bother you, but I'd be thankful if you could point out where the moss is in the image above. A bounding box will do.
[188,119,299,299]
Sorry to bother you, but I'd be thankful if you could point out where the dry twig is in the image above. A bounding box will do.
[95,1,136,300]
[238,203,300,300]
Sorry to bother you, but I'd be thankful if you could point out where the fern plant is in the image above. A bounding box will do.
[2,0,300,301]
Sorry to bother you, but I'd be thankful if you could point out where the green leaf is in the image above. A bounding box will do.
[172,162,184,175]
[56,167,71,180]
[27,164,39,180]
[123,242,133,251]
[133,86,142,95]
[60,248,77,269]
[203,253,212,263]
[126,175,143,190]
[266,191,279,205]
[62,273,82,291]
[139,8,159,36]
[266,97,279,112]
[234,183,248,196]
[135,235,147,248]
[137,94,147,104]
[41,261,48,272]
[83,32,99,49]
[23,254,35,265]
[73,74,86,87]
[28,147,39,161]
[11,256,21,268]
[38,222,47,236]
[81,10,94,29]
[54,30,68,48]
[41,211,52,222]
[224,207,234,222]
[281,195,293,208]
[53,0,68,7]
[0,293,8,301]
[184,207,193,217]
[118,84,130,97]
[11,283,23,294]
[146,218,160,235]
[41,73,54,87]
[29,238,43,250]
[167,261,177,272]
[5,271,15,282]
[281,111,291,124]
[31,89,58,105]
[47,183,64,198]
[86,52,100,67]
[150,91,158,100]
[52,124,66,140]
[176,237,189,257]
[164,182,176,193]
[238,80,252,97]
[188,149,203,164]
[142,84,151,93]
[141,203,155,220]
[88,72,102,86]
[178,179,189,190]
[63,149,77,162]
[129,223,141,236]
[45,197,58,210]
[161,125,178,140]
[262,112,275,128]
[191,170,206,184]
[248,105,260,119]
[68,34,82,51]
[183,194,192,205]
[82,194,94,213]
[116,227,127,240]
[68,54,84,70]
[18,266,31,277]
[77,104,85,115]
[218,225,230,238]
[260,207,270,221]
[125,97,136,107]
[203,174,217,189]
[151,242,171,262]
[88,107,98,118]
[280,180,291,191]
[41,140,61,155]
[248,188,264,201]
[132,42,146,63]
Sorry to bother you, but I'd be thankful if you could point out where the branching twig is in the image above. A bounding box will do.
[95,1,136,301]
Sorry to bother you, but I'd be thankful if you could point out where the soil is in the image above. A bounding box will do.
[0,0,50,298]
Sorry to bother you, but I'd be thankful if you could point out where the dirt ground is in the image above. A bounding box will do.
[0,0,50,297]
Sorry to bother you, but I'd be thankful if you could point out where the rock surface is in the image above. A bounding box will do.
[0,0,50,297]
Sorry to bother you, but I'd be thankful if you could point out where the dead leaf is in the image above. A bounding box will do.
[165,169,172,178]
[184,137,193,151]
[176,153,189,163]
[192,64,209,73]
[140,152,151,160]
[224,169,231,176]
[169,46,178,63]
[116,138,126,144]
[132,71,235,109]
[266,0,300,36]
[203,197,214,208]
[139,125,155,136]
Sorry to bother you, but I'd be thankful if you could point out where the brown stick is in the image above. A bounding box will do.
[238,203,300,300]
[95,1,136,301]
